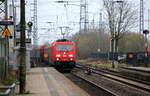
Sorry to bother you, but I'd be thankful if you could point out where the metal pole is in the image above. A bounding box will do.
[59,27,63,39]
[112,0,124,68]
[140,0,144,34]
[4,0,9,77]
[19,0,26,94]
[12,0,16,46]
[33,0,38,47]
[143,30,149,66]
[148,10,150,31]
[84,0,88,33]
[112,1,115,68]
[144,34,148,66]
[98,12,102,52]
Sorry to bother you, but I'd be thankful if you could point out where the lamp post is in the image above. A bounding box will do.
[111,0,124,68]
[148,10,150,31]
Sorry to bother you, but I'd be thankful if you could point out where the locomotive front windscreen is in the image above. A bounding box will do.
[56,45,73,51]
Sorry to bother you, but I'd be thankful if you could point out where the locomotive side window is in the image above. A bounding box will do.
[56,45,73,51]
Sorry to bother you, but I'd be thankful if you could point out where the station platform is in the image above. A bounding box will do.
[17,67,89,96]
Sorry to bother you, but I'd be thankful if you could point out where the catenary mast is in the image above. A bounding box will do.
[140,0,144,34]
[32,0,38,46]
[80,0,88,33]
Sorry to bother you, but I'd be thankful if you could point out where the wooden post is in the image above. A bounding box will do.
[19,0,26,94]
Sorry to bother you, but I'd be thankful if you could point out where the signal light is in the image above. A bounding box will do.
[56,58,59,61]
[70,58,73,61]
[143,30,149,34]
[27,21,33,27]
[128,54,133,59]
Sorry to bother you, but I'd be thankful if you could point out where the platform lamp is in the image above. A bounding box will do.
[143,29,149,66]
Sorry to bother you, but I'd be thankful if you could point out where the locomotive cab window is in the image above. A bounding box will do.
[56,45,73,51]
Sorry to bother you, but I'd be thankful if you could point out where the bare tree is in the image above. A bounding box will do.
[71,28,109,58]
[103,0,138,67]
[119,33,145,52]
[104,0,138,51]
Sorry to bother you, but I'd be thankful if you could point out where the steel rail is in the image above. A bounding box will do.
[75,64,150,93]
[121,67,150,73]
[72,72,118,96]
[76,63,150,85]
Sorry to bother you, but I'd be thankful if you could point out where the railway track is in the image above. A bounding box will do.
[76,64,150,84]
[71,72,118,96]
[73,64,150,96]
[76,63,150,85]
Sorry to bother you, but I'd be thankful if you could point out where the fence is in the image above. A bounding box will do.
[0,83,16,96]
[91,52,150,66]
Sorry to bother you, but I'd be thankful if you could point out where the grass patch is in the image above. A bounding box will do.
[0,72,16,86]
[0,89,7,93]
[0,82,3,86]
[0,72,17,93]
[78,58,132,71]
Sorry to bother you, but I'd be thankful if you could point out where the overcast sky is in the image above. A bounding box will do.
[24,0,150,45]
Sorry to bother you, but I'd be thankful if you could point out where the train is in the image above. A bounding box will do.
[39,39,76,71]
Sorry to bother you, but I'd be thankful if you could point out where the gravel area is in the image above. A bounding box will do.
[71,68,150,96]
[64,73,98,96]
[64,73,115,96]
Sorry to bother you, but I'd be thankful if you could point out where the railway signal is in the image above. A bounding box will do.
[27,21,33,27]
[143,29,149,67]
[143,30,149,34]
[27,21,33,38]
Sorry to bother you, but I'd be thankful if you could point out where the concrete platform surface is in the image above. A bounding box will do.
[16,67,90,96]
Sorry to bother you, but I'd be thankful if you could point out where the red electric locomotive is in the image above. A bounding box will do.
[39,39,76,70]
[50,39,76,70]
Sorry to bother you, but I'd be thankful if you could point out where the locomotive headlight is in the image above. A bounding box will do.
[69,54,74,57]
[56,58,59,61]
[56,54,61,57]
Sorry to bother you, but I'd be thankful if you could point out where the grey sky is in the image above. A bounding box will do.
[25,0,150,45]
